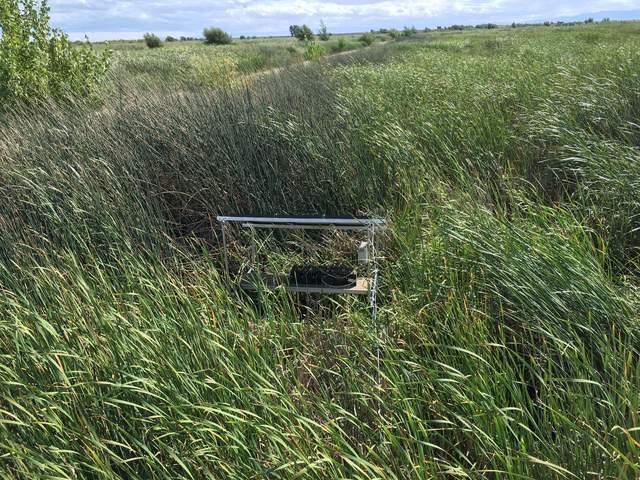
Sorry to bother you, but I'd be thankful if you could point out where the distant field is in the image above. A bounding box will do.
[2,21,640,479]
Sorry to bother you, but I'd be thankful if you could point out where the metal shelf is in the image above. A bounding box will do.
[217,215,384,297]
[240,274,371,295]
[217,216,386,227]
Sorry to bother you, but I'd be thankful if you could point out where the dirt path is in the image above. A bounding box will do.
[246,41,391,82]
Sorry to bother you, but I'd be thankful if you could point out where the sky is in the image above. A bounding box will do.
[48,0,640,41]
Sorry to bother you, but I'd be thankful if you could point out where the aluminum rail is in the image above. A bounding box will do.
[217,216,386,227]
[241,223,372,231]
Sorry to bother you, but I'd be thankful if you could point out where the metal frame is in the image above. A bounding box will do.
[216,215,386,296]
[217,215,387,409]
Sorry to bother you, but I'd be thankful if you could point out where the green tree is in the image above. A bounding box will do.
[0,0,110,103]
[291,24,314,41]
[318,20,330,41]
[203,27,233,45]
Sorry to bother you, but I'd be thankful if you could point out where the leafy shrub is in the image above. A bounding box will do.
[144,33,162,48]
[334,37,347,52]
[359,32,375,46]
[165,35,177,42]
[203,27,233,45]
[0,0,111,103]
[303,41,325,61]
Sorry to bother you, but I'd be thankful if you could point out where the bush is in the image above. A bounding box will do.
[303,41,325,61]
[165,36,177,42]
[144,33,162,48]
[359,32,375,46]
[388,29,401,39]
[203,27,233,45]
[0,0,111,103]
[334,37,347,52]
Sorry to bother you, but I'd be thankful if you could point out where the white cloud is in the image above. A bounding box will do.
[49,0,640,40]
[224,0,515,18]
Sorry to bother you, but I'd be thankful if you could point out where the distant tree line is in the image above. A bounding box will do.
[143,15,611,50]
[428,17,607,31]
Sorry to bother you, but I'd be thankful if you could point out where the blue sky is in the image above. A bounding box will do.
[49,0,640,41]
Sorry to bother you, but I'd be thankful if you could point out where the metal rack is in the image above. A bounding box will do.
[218,215,387,408]
[216,216,386,296]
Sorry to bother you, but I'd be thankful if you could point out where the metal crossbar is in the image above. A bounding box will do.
[217,216,386,226]
[241,223,371,231]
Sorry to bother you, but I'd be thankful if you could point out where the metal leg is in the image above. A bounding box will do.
[367,225,382,417]
[250,226,256,264]
[221,221,229,277]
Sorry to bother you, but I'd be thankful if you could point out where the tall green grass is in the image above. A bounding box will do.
[1,22,639,478]
[102,34,367,91]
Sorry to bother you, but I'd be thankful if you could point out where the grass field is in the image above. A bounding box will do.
[95,34,373,90]
[1,21,640,478]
